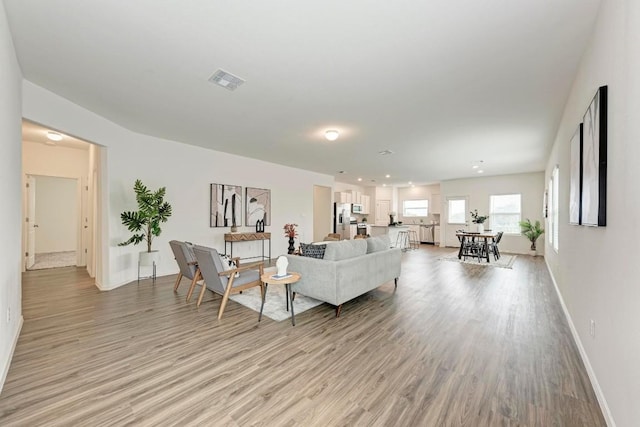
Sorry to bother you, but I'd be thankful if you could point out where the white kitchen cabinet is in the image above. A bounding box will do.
[361,195,371,214]
[335,192,352,204]
[431,194,441,214]
[434,226,441,245]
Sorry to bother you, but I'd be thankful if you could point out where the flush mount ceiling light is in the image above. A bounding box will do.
[47,131,63,141]
[357,178,362,182]
[385,174,391,178]
[477,170,484,174]
[325,130,339,141]
[208,69,245,91]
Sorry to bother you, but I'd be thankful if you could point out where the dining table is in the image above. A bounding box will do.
[456,230,500,263]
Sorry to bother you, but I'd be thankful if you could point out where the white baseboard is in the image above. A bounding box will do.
[0,315,24,395]
[544,258,616,427]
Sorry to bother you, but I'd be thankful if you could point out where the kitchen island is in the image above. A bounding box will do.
[369,225,410,247]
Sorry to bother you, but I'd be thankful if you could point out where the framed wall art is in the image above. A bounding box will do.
[581,85,607,227]
[210,183,242,228]
[569,123,583,225]
[246,187,271,227]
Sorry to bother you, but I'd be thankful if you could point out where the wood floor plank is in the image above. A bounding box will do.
[0,246,605,426]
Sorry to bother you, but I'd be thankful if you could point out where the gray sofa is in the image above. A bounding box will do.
[285,235,401,316]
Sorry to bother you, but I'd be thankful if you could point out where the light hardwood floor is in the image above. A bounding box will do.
[1,246,605,426]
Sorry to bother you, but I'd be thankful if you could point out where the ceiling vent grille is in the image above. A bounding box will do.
[208,69,245,91]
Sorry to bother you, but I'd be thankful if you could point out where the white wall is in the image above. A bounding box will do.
[440,172,545,254]
[23,140,90,178]
[0,0,24,392]
[34,176,78,253]
[21,81,335,290]
[544,0,640,425]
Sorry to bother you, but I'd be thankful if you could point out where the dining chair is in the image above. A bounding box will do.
[193,246,264,319]
[169,240,201,296]
[488,231,504,260]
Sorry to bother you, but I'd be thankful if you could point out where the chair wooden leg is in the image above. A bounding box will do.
[196,282,208,307]
[173,272,183,292]
[217,277,236,319]
[186,270,201,302]
[335,304,343,317]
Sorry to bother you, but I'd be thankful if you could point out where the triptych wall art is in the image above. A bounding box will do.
[569,85,608,227]
[210,184,271,229]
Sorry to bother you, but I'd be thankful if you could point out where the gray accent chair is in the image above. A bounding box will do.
[169,240,201,300]
[193,246,265,319]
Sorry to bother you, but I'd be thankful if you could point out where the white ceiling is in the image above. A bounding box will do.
[5,0,601,186]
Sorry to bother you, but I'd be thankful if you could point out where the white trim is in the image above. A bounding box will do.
[0,315,24,394]
[544,257,616,427]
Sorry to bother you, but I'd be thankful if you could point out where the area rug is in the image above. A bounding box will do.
[439,251,516,269]
[29,251,76,270]
[229,281,324,322]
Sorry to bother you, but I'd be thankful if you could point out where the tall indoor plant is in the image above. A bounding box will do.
[519,218,544,255]
[118,179,172,260]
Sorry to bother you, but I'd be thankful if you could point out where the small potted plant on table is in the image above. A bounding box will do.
[470,209,489,233]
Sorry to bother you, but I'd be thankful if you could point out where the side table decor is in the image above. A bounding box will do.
[283,223,298,254]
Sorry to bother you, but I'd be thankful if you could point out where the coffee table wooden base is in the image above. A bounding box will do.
[259,272,301,326]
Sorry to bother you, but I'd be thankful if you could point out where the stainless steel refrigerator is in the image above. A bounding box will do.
[333,203,351,240]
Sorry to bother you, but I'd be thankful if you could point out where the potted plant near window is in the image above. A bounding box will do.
[519,219,544,256]
[118,179,173,265]
[470,209,489,233]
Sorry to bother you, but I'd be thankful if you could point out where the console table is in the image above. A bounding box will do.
[224,232,271,262]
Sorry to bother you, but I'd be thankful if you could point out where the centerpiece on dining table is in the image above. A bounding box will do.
[470,209,489,233]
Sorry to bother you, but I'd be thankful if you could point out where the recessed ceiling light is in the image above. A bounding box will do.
[325,130,339,141]
[383,184,386,187]
[472,165,479,169]
[408,181,412,185]
[357,178,362,182]
[47,131,63,141]
[478,170,484,174]
[385,174,390,178]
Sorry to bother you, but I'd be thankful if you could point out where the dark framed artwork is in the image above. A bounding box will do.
[581,85,607,227]
[246,187,271,227]
[569,124,583,225]
[210,184,242,227]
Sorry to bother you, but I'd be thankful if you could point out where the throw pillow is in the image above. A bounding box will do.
[300,242,326,259]
[218,254,240,277]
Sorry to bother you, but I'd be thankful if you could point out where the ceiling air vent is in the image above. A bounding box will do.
[208,69,245,91]
[378,149,394,155]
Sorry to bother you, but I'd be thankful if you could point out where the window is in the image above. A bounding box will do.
[448,199,466,224]
[490,194,521,233]
[548,178,553,245]
[403,199,428,217]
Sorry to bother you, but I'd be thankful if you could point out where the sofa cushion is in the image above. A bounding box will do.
[366,235,391,253]
[323,239,367,261]
[300,242,326,259]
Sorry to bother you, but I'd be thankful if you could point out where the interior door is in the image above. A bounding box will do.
[26,175,36,269]
[376,200,390,225]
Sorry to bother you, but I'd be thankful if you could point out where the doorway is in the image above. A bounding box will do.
[25,175,80,270]
[313,185,332,242]
[22,120,101,278]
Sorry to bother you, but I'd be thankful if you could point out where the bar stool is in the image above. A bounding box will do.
[395,230,410,251]
[408,229,420,250]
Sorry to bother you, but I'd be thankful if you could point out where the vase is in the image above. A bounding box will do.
[288,237,295,254]
[477,223,484,233]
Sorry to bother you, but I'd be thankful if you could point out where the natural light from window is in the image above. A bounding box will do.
[448,199,466,224]
[490,194,521,233]
[403,199,428,217]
